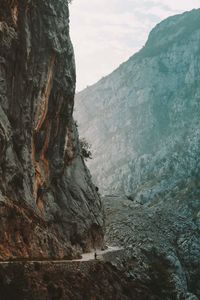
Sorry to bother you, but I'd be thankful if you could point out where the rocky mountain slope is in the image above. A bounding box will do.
[75,9,200,299]
[0,0,103,260]
[75,9,200,199]
[103,194,200,299]
[0,260,161,300]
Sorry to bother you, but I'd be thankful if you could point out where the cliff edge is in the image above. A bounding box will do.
[0,0,104,260]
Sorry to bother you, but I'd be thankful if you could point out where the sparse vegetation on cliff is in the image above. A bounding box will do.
[80,138,92,160]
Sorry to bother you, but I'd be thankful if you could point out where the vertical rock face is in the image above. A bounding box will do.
[0,0,103,259]
[75,9,200,199]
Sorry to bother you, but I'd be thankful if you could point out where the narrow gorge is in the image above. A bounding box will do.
[0,1,199,299]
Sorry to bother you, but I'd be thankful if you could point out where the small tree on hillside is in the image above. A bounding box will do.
[80,138,92,160]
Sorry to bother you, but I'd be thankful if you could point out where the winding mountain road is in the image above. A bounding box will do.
[0,246,123,264]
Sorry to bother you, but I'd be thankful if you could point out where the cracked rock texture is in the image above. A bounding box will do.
[75,9,200,299]
[103,195,200,299]
[0,0,103,259]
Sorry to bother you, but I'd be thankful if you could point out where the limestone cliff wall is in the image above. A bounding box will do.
[75,9,200,200]
[0,0,104,259]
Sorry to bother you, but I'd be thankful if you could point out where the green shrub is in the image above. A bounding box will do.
[80,138,92,160]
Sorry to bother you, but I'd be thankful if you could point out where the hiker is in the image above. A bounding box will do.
[94,252,97,260]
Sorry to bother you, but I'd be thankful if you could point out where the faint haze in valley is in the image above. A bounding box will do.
[69,0,200,91]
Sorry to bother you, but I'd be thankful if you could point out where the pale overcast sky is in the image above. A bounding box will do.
[69,0,200,91]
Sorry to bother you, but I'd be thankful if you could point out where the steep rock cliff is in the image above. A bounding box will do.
[0,0,103,259]
[75,9,200,199]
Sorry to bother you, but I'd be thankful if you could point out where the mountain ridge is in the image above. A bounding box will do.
[75,8,200,197]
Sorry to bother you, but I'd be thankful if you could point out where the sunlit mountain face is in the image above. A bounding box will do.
[75,9,200,200]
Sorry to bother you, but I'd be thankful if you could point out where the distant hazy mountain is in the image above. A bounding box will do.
[75,9,200,298]
[75,9,200,200]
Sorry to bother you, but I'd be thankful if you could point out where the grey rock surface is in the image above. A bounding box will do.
[103,194,200,299]
[75,9,200,299]
[0,0,103,259]
[75,9,200,199]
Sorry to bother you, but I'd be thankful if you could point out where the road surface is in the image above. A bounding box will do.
[72,246,122,262]
[0,246,123,264]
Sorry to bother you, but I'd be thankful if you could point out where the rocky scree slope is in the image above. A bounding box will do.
[0,0,103,260]
[75,9,200,299]
[103,194,200,299]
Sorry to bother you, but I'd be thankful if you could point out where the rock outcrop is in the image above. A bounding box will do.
[0,0,103,260]
[75,9,200,299]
